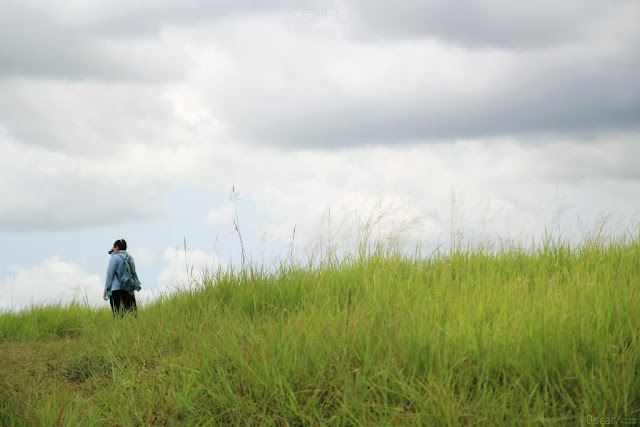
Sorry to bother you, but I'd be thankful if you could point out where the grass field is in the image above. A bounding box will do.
[1,231,639,425]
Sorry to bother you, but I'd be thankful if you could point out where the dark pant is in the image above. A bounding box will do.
[109,290,137,317]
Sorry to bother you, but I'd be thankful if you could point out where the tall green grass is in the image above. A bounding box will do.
[1,234,639,425]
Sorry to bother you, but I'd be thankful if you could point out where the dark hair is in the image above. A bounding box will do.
[114,239,127,251]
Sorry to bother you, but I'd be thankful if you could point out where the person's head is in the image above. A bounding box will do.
[112,239,127,252]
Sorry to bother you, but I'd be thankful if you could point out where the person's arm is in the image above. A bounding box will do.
[104,256,118,299]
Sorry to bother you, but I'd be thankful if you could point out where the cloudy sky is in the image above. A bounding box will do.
[1,0,638,310]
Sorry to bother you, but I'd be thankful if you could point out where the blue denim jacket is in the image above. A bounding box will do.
[104,250,136,294]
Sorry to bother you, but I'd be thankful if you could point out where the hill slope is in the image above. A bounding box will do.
[2,238,639,425]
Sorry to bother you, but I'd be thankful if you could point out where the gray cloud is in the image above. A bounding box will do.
[345,0,630,49]
[0,172,165,231]
[0,133,172,231]
[0,4,185,81]
[4,0,638,149]
[200,29,640,147]
[0,79,187,154]
[0,0,336,80]
[0,0,247,81]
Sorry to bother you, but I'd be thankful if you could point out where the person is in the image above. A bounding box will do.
[104,239,138,317]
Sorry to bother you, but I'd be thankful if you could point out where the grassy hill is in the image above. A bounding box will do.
[1,235,639,425]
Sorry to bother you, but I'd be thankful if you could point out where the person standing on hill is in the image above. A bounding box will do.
[104,239,140,316]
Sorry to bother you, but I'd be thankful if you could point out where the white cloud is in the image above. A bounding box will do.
[156,247,225,293]
[130,248,156,266]
[204,206,234,228]
[204,137,639,256]
[0,257,103,311]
